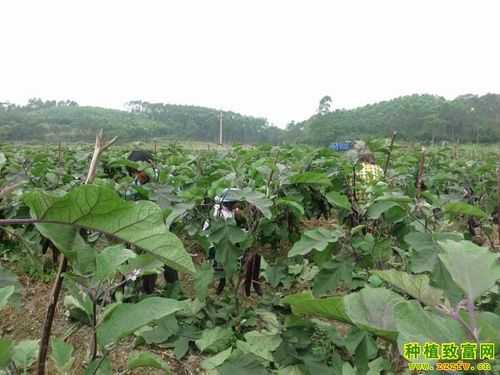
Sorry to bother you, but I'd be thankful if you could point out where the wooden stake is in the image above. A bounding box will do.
[36,257,68,375]
[85,130,117,184]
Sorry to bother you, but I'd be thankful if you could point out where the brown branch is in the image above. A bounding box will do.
[36,256,68,375]
[90,292,98,361]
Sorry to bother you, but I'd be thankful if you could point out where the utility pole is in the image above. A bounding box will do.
[219,111,223,145]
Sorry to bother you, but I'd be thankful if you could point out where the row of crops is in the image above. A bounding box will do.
[0,138,499,374]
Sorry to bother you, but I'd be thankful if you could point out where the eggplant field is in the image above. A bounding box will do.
[1,137,500,375]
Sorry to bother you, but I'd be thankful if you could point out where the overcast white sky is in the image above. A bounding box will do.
[1,0,499,127]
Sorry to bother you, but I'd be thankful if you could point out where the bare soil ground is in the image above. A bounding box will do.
[0,266,205,375]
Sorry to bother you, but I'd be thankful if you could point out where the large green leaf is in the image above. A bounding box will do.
[127,352,171,373]
[118,254,164,276]
[312,263,353,297]
[373,270,444,306]
[374,193,412,204]
[12,340,39,370]
[84,357,112,375]
[217,353,269,375]
[139,315,179,344]
[0,152,6,172]
[0,265,22,306]
[209,224,248,245]
[476,312,500,346]
[97,297,185,348]
[281,292,351,323]
[230,189,272,219]
[200,348,233,370]
[0,339,13,369]
[288,228,341,257]
[95,245,136,281]
[195,327,234,354]
[367,201,400,220]
[277,365,306,375]
[289,171,331,185]
[164,202,195,229]
[430,259,464,305]
[0,286,15,310]
[325,191,351,210]
[194,262,214,301]
[443,201,487,218]
[24,185,195,274]
[236,331,282,361]
[344,287,406,340]
[276,199,305,217]
[394,301,466,361]
[438,240,500,301]
[50,339,75,373]
[459,310,500,347]
[405,232,463,273]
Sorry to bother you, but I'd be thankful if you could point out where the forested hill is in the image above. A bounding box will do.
[126,101,283,144]
[2,94,500,145]
[287,93,500,145]
[0,99,283,144]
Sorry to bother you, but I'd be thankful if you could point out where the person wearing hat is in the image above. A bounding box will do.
[204,188,262,296]
[347,143,383,205]
[124,150,179,293]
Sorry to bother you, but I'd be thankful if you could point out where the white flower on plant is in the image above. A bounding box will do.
[128,269,141,281]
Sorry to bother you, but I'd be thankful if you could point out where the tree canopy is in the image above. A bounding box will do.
[291,93,500,145]
[0,99,283,144]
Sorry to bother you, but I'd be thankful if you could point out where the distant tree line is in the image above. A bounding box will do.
[0,99,284,144]
[1,94,500,144]
[287,93,500,145]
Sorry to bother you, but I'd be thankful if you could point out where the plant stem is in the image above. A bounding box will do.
[383,131,397,177]
[416,147,426,200]
[91,355,107,375]
[37,255,68,375]
[465,297,479,343]
[90,299,97,361]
